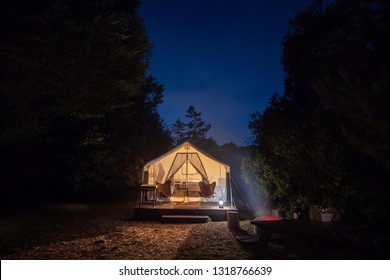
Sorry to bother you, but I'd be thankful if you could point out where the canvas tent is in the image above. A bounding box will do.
[142,142,231,202]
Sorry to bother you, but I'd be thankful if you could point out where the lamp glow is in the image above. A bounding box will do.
[218,197,224,208]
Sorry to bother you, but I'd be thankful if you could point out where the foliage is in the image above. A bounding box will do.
[312,0,390,170]
[0,0,172,203]
[171,118,187,145]
[185,105,212,144]
[170,105,212,147]
[247,0,390,220]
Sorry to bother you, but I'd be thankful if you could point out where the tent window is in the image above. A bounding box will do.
[187,153,207,178]
[166,153,208,180]
[181,165,198,176]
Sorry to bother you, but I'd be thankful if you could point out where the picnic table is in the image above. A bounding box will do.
[250,219,381,259]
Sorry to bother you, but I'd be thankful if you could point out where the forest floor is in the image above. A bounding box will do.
[0,203,387,260]
[0,203,255,260]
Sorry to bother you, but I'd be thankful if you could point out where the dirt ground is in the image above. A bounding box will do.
[0,205,256,260]
[1,204,387,260]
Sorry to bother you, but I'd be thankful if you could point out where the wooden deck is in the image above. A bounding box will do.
[134,202,238,221]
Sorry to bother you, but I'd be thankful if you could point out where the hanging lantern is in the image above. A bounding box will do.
[218,197,224,208]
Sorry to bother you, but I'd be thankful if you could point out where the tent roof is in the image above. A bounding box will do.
[143,141,230,171]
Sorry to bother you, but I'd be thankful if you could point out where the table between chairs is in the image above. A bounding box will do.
[250,219,373,259]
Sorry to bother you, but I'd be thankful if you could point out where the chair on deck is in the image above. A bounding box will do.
[199,181,216,202]
[156,180,174,202]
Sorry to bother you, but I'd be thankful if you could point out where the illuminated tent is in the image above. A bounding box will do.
[142,142,231,202]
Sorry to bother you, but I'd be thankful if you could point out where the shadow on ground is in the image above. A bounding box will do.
[0,204,132,257]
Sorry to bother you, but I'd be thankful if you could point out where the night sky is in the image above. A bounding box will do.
[139,0,315,146]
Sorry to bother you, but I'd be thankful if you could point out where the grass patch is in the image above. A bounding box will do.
[239,211,255,221]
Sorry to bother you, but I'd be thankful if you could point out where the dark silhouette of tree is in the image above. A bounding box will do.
[247,0,389,220]
[170,105,211,147]
[185,105,212,145]
[312,0,390,171]
[0,0,171,203]
[171,118,187,146]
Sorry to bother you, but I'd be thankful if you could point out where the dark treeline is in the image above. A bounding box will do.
[244,0,390,221]
[0,0,172,204]
[0,0,246,206]
[1,0,388,222]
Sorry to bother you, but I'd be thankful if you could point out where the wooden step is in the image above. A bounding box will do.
[161,214,210,223]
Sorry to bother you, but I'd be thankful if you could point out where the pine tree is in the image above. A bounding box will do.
[171,118,187,145]
[185,105,211,145]
[170,106,211,147]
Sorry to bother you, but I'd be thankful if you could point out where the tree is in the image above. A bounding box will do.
[185,105,212,145]
[247,0,389,220]
[170,105,211,147]
[171,118,186,146]
[0,0,172,203]
[312,0,390,170]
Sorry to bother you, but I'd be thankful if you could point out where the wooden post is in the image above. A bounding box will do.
[227,211,240,230]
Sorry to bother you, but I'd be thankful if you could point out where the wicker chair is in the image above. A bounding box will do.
[199,181,216,202]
